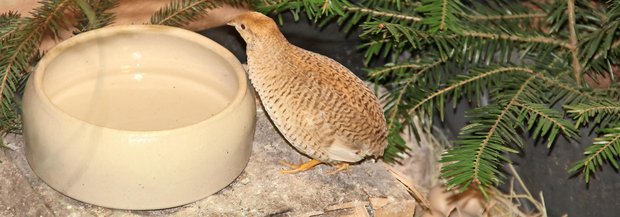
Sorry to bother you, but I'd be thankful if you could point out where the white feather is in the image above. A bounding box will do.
[325,138,364,163]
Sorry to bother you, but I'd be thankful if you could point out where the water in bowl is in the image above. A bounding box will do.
[49,69,231,131]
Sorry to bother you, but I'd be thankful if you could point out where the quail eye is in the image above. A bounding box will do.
[240,24,246,30]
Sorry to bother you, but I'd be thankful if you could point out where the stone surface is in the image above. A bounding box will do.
[0,149,54,217]
[0,105,413,216]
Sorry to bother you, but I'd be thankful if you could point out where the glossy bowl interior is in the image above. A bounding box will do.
[21,25,256,210]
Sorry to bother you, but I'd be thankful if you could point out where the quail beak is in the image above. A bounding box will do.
[226,20,235,27]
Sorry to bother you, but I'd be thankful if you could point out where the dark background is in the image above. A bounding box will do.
[200,13,620,217]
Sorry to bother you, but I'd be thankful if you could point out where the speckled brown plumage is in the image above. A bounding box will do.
[229,12,387,172]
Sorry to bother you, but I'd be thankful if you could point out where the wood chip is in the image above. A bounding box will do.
[387,166,431,210]
[374,200,416,217]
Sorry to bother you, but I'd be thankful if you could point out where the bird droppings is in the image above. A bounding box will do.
[0,107,415,216]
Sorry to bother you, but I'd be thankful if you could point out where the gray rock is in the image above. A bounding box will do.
[0,106,413,216]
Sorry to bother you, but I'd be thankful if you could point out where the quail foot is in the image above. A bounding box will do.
[228,11,388,174]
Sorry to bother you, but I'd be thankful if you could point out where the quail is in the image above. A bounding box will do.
[228,11,388,173]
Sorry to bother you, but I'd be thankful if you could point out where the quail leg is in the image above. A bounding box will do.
[279,159,322,174]
[327,163,350,175]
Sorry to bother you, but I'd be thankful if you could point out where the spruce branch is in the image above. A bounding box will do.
[0,12,21,42]
[467,77,532,185]
[0,0,95,143]
[513,101,577,148]
[569,126,620,183]
[151,0,217,26]
[360,21,430,47]
[460,30,572,49]
[385,85,414,134]
[358,21,439,63]
[416,0,462,32]
[458,0,548,30]
[442,74,577,189]
[539,71,602,105]
[565,101,620,127]
[566,0,620,180]
[150,0,248,26]
[262,0,620,189]
[380,58,446,161]
[383,59,445,130]
[441,77,532,189]
[75,0,97,29]
[0,0,76,118]
[254,0,348,22]
[73,0,119,33]
[581,5,620,75]
[0,0,111,138]
[409,66,539,115]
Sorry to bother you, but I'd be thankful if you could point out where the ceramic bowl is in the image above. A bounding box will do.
[21,25,256,210]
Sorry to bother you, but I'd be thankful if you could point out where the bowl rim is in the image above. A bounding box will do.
[30,24,251,133]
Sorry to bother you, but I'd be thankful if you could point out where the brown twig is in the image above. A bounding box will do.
[344,6,422,22]
[567,0,582,85]
[465,13,547,21]
[439,0,447,31]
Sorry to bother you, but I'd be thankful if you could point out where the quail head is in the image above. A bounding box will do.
[228,12,388,173]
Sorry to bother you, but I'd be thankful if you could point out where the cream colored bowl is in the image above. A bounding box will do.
[22,25,256,210]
